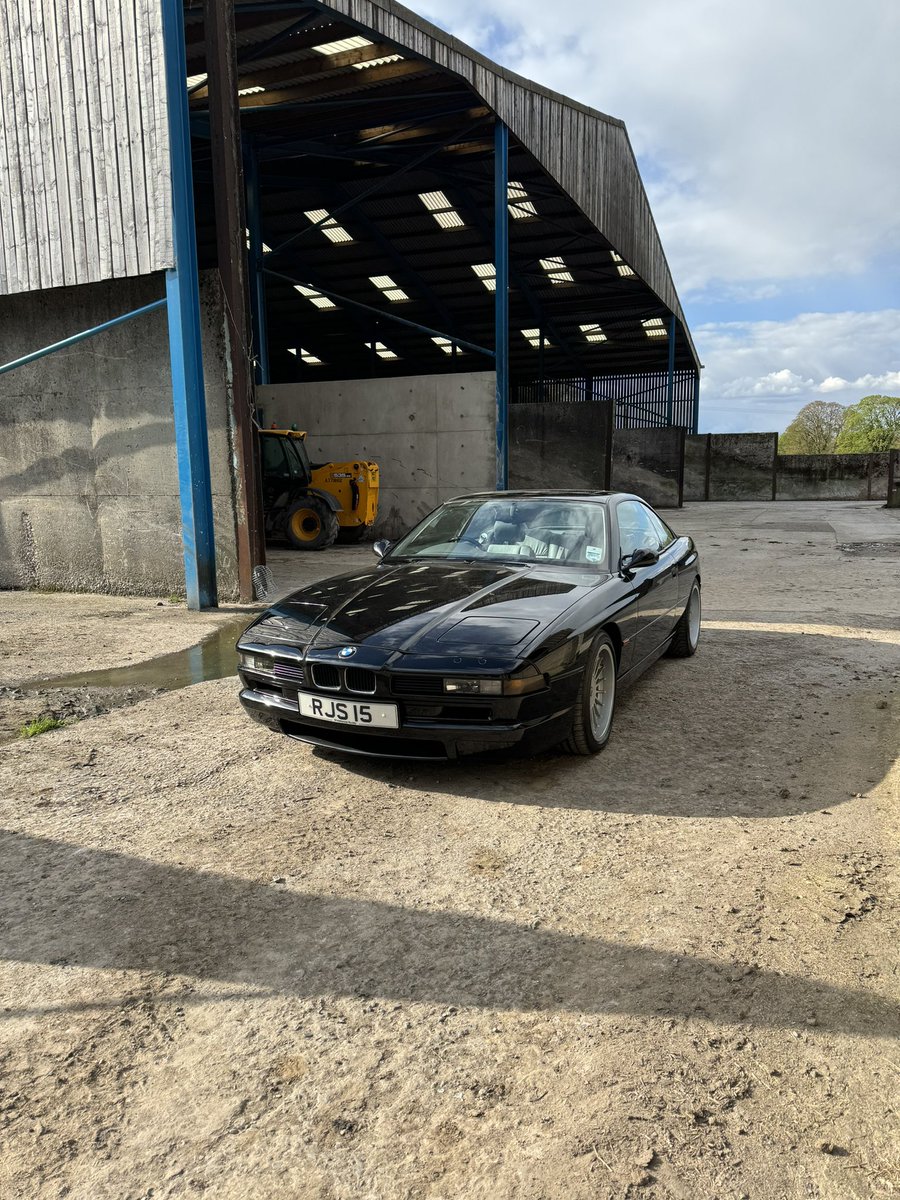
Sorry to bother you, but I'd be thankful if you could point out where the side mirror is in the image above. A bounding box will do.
[373,539,392,559]
[621,545,659,571]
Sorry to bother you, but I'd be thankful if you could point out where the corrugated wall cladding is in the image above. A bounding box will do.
[0,0,172,296]
[323,0,689,337]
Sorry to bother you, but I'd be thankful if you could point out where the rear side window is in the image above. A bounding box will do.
[646,509,676,549]
[616,501,662,556]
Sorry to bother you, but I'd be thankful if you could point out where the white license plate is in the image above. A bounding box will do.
[297,690,399,729]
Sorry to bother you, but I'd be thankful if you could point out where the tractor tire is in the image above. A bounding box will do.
[285,497,339,551]
[337,524,369,544]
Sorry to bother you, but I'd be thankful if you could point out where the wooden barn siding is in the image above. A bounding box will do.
[326,0,687,332]
[0,0,172,296]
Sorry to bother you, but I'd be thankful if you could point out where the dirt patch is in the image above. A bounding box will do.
[0,502,898,1199]
[0,684,162,745]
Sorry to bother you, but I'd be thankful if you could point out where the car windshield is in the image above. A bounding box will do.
[389,498,609,567]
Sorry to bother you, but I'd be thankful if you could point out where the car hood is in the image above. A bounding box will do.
[244,559,607,660]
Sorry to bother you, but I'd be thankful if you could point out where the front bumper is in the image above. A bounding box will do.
[238,677,576,761]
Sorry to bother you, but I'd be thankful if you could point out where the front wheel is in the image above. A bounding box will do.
[668,580,701,657]
[562,632,617,755]
[285,497,339,551]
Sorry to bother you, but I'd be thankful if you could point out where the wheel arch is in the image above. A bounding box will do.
[600,621,623,667]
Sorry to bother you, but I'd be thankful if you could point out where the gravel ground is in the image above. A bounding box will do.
[0,501,898,1200]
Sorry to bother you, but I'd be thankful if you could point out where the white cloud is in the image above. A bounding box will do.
[405,0,900,297]
[694,310,900,431]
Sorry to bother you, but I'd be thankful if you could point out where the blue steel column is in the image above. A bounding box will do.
[494,120,510,489]
[161,0,217,609]
[665,312,677,426]
[245,147,271,384]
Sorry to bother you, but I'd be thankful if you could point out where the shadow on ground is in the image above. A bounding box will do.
[1,829,896,1040]
[311,624,897,818]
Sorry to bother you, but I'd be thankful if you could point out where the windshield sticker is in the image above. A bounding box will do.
[585,546,604,563]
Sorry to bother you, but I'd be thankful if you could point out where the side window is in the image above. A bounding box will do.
[616,501,662,557]
[261,437,289,477]
[646,508,676,549]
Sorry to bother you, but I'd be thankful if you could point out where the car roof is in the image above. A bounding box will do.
[445,490,639,504]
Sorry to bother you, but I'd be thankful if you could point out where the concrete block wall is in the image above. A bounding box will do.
[0,271,241,597]
[775,453,890,500]
[610,427,685,507]
[510,401,612,490]
[685,433,778,501]
[258,372,496,538]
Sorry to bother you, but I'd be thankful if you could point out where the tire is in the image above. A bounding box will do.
[285,497,339,551]
[668,579,701,657]
[337,523,369,544]
[562,632,617,756]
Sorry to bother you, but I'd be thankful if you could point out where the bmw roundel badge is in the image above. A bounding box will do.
[339,646,357,659]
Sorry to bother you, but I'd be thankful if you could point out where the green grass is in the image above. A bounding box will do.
[19,716,67,738]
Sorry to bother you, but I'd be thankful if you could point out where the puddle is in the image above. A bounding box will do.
[25,613,258,694]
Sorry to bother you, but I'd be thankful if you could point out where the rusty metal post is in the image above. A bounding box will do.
[203,0,266,601]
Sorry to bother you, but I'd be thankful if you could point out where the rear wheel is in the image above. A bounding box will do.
[562,632,617,755]
[668,580,701,657]
[285,497,339,551]
[337,523,369,544]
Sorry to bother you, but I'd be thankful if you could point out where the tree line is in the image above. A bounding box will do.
[779,395,900,455]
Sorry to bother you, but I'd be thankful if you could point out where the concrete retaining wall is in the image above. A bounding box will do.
[258,372,496,538]
[509,401,612,490]
[685,433,777,501]
[611,427,684,508]
[775,453,890,500]
[0,272,240,597]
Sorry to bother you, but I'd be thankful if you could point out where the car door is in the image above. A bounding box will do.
[615,500,680,661]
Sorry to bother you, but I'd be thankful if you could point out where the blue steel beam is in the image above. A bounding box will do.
[454,181,582,370]
[162,0,218,610]
[0,300,166,376]
[245,145,271,384]
[494,120,510,490]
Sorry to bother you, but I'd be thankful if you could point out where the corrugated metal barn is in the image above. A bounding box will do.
[0,0,701,607]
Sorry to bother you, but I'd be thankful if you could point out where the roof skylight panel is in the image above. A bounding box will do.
[642,318,667,338]
[611,251,636,277]
[287,348,323,364]
[312,35,373,56]
[294,284,337,310]
[352,54,404,70]
[580,323,608,343]
[540,256,574,284]
[371,341,399,360]
[521,328,552,349]
[370,275,410,302]
[304,208,353,244]
[508,181,537,219]
[432,337,464,356]
[471,263,496,291]
[419,190,465,229]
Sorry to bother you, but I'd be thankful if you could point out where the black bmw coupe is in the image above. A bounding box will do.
[237,491,701,760]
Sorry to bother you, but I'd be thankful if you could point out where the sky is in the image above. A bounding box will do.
[404,0,900,433]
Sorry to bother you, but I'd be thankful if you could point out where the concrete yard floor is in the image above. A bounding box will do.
[1,501,899,1200]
